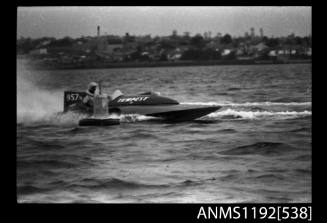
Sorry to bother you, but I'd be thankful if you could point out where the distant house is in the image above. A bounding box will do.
[268,50,277,57]
[237,56,254,60]
[168,53,182,61]
[29,48,47,55]
[236,42,249,56]
[221,49,232,56]
[268,45,306,61]
[59,55,75,64]
[102,44,124,54]
[207,41,234,54]
[176,46,189,52]
[36,40,52,49]
[80,35,123,55]
[47,46,85,56]
[270,45,303,56]
[73,39,97,53]
[108,47,138,62]
[111,53,124,62]
[124,42,138,50]
[305,48,312,56]
[236,47,246,56]
[278,49,285,55]
[166,47,186,61]
[253,42,268,51]
[248,42,269,55]
[206,40,221,50]
[141,52,149,56]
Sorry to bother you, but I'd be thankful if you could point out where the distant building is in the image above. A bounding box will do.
[250,42,269,52]
[236,48,246,56]
[102,44,124,54]
[278,49,286,55]
[222,49,232,56]
[260,28,264,38]
[168,52,182,61]
[206,40,220,49]
[306,48,312,56]
[250,27,255,38]
[268,50,277,56]
[29,48,47,55]
[237,55,254,60]
[36,40,52,48]
[236,42,249,55]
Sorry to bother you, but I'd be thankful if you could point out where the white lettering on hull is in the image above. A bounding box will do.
[117,97,150,103]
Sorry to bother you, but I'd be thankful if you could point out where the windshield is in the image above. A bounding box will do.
[139,91,161,96]
[111,89,124,100]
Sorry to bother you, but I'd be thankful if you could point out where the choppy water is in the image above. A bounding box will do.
[17,59,311,203]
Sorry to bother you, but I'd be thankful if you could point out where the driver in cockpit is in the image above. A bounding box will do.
[83,82,122,109]
[83,82,99,108]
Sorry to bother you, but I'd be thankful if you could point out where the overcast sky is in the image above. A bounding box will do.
[17,6,311,39]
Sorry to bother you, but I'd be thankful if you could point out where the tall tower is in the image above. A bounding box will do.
[96,25,101,53]
[97,25,100,37]
[260,28,264,38]
[250,27,255,38]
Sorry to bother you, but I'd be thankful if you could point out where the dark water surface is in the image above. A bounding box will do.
[17,60,311,203]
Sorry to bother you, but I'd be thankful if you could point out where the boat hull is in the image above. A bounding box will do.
[110,104,221,122]
[63,91,221,122]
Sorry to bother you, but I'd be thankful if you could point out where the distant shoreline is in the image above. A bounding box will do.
[19,56,311,70]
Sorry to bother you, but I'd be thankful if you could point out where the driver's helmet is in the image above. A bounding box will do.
[87,82,98,95]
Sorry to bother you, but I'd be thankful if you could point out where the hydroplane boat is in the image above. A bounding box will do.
[64,90,220,122]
